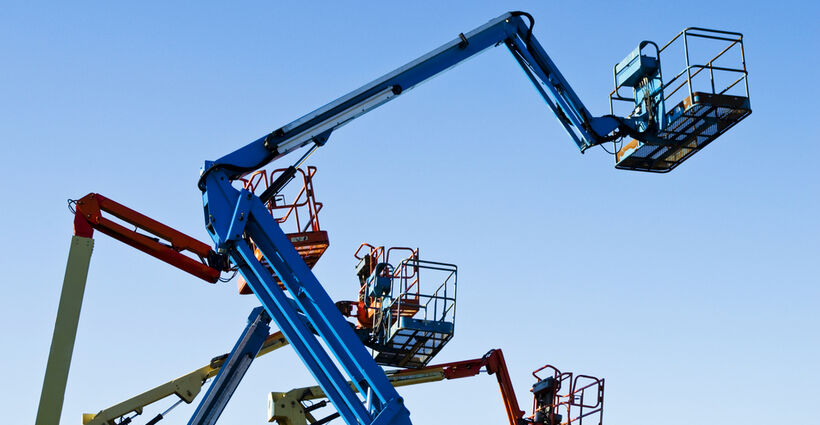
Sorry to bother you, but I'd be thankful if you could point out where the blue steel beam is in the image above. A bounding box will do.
[197,12,636,189]
[200,11,641,425]
[187,307,271,425]
[203,175,410,425]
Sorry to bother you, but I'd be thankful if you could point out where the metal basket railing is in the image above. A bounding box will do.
[238,166,324,233]
[610,27,749,120]
[564,375,605,425]
[531,365,605,425]
[384,257,457,328]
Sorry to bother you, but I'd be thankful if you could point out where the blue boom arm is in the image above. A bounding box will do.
[199,11,638,425]
[198,12,637,189]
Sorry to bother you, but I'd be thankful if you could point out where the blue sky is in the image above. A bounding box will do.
[2,1,818,425]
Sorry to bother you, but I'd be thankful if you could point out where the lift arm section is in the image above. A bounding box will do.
[82,332,289,425]
[199,11,633,425]
[269,349,524,425]
[37,193,230,425]
[202,183,410,425]
[36,236,94,425]
[199,11,630,187]
[481,349,525,425]
[73,193,227,282]
[187,307,271,425]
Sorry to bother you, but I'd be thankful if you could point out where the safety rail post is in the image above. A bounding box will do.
[568,375,604,425]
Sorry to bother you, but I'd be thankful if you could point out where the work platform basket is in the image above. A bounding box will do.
[530,365,604,425]
[353,245,457,369]
[611,28,751,172]
[235,166,329,294]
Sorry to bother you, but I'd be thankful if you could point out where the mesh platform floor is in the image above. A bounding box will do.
[616,92,751,172]
[373,319,453,369]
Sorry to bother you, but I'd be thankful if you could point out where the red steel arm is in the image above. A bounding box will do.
[426,349,526,425]
[72,193,223,283]
[277,349,528,425]
[483,349,526,425]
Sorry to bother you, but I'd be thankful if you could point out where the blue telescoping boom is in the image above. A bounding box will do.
[187,307,271,425]
[198,11,750,425]
[199,12,630,186]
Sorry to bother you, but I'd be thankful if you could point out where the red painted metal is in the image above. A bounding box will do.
[530,364,605,425]
[72,210,94,238]
[239,166,324,232]
[484,350,526,425]
[395,349,524,425]
[235,166,329,294]
[351,244,420,328]
[72,193,222,283]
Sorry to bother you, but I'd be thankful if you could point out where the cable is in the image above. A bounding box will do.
[510,11,535,43]
[600,134,629,155]
[67,199,77,214]
[219,268,238,283]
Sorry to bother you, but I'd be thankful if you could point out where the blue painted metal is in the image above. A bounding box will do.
[615,45,658,88]
[203,174,410,425]
[614,41,665,133]
[395,317,454,335]
[366,264,391,298]
[197,12,644,193]
[609,27,751,172]
[198,11,718,425]
[188,307,271,425]
[365,254,458,369]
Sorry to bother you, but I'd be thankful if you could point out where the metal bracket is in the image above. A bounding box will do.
[226,189,253,242]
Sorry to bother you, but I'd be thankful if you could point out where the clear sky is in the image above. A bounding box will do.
[2,1,818,425]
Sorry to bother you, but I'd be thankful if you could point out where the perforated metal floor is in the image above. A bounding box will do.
[616,92,751,172]
[373,318,454,369]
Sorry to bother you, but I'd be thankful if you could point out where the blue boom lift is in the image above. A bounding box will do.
[36,9,752,425]
[194,10,750,425]
[36,8,751,425]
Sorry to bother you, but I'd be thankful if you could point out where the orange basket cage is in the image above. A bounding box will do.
[530,365,605,425]
[344,243,457,368]
[235,166,329,294]
[351,244,421,328]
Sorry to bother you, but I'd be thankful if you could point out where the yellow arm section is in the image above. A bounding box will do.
[83,332,288,425]
[268,367,447,425]
[37,236,95,425]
